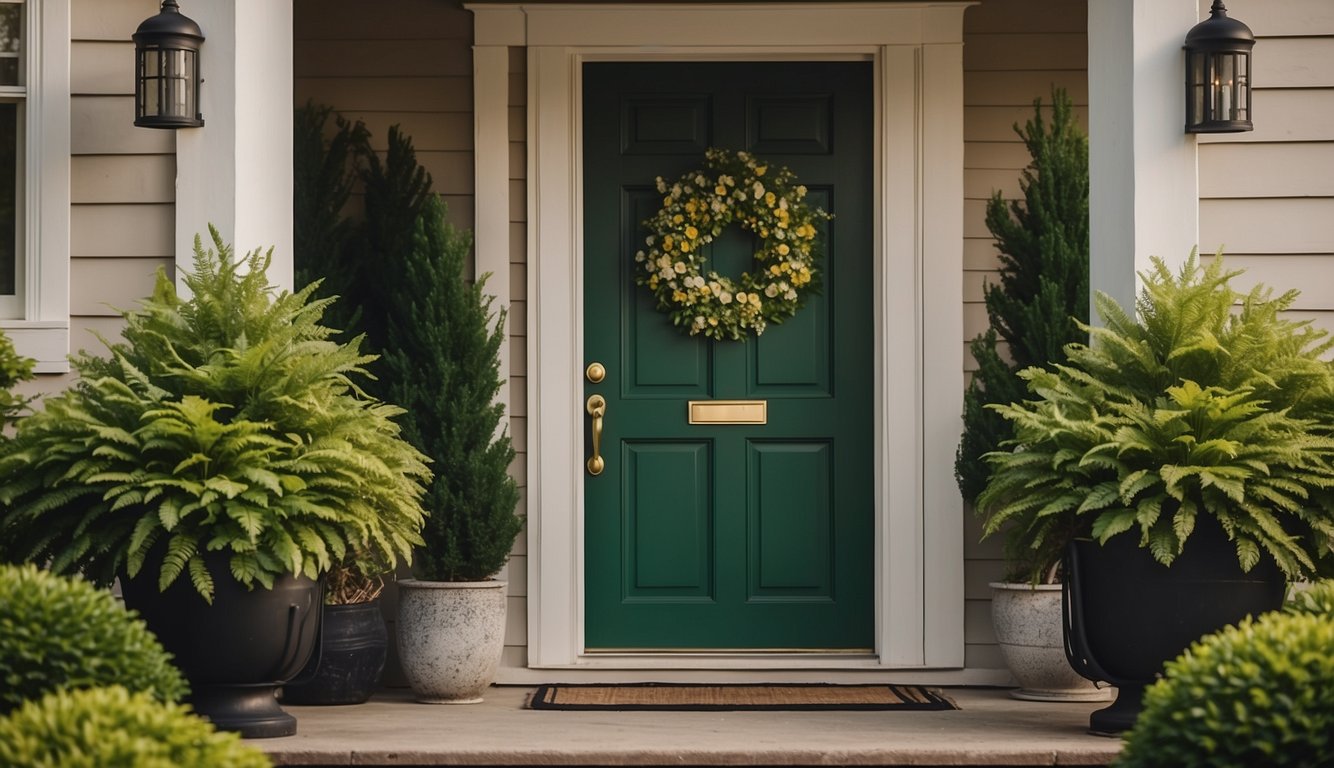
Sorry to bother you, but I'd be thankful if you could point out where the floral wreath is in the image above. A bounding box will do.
[634,148,829,341]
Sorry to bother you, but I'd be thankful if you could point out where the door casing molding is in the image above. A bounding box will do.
[468,2,970,670]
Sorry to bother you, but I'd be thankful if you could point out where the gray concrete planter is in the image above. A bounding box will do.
[989,583,1111,702]
[396,579,507,704]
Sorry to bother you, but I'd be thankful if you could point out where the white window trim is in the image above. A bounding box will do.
[469,2,969,671]
[0,0,68,374]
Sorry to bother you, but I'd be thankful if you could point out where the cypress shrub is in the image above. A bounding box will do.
[956,87,1089,523]
[293,101,369,338]
[380,195,522,581]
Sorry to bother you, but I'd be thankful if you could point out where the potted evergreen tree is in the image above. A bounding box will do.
[977,254,1334,733]
[0,232,430,736]
[954,88,1102,701]
[383,194,522,704]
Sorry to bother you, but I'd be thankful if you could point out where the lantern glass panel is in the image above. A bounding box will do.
[1211,53,1236,121]
[1190,54,1206,128]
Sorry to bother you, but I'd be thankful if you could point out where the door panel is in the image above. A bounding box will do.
[584,61,873,651]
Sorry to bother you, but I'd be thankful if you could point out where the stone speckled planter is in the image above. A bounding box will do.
[396,579,507,704]
[990,583,1111,702]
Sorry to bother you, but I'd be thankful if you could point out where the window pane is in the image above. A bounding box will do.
[0,103,15,296]
[0,5,19,55]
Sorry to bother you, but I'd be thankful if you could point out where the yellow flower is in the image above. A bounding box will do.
[673,290,687,302]
[749,294,761,307]
[663,236,674,250]
[769,264,782,276]
[755,166,767,176]
[709,317,719,326]
[715,185,727,195]
[764,192,776,207]
[680,242,691,253]
[685,226,699,239]
[672,214,684,224]
[777,244,790,256]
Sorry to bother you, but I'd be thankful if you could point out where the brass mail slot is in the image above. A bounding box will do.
[687,400,767,425]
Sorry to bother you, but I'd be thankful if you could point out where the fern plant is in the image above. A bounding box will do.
[0,229,430,601]
[976,253,1334,581]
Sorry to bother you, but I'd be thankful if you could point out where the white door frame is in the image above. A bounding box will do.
[469,2,970,671]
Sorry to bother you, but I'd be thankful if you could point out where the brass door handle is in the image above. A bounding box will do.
[586,394,606,475]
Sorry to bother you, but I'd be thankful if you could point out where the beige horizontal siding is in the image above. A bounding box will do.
[1199,143,1334,198]
[71,204,174,257]
[67,0,176,368]
[1203,0,1334,38]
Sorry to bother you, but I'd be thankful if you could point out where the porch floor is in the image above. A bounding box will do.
[261,686,1123,767]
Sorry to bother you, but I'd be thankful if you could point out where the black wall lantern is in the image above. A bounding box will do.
[133,0,204,129]
[1184,0,1254,134]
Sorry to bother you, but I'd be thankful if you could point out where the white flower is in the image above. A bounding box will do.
[693,316,706,330]
[753,182,765,199]
[695,174,707,186]
[645,235,656,246]
[655,177,667,193]
[656,255,672,270]
[784,289,797,301]
[634,250,646,262]
[659,267,675,280]
[719,291,733,305]
[764,284,779,298]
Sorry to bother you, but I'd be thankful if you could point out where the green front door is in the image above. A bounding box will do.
[583,62,873,651]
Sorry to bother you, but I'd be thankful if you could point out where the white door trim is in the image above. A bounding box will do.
[469,2,969,670]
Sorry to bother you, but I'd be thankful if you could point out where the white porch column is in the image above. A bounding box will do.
[1087,0,1200,314]
[175,1,294,291]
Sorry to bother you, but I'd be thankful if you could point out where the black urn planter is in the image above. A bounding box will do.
[120,553,323,739]
[281,600,388,705]
[1063,519,1285,735]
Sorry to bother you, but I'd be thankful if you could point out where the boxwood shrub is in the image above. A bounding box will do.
[0,686,269,767]
[0,564,187,713]
[1116,611,1334,767]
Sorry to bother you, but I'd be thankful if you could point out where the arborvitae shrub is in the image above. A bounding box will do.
[0,564,187,714]
[380,195,522,581]
[293,101,369,337]
[956,88,1089,527]
[1116,611,1334,767]
[0,686,271,768]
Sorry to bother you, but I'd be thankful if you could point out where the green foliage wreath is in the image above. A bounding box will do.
[635,148,828,341]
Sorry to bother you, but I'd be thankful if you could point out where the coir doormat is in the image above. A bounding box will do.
[525,683,958,711]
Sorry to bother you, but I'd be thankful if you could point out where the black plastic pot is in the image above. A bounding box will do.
[282,600,388,705]
[120,552,322,739]
[1063,518,1285,735]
